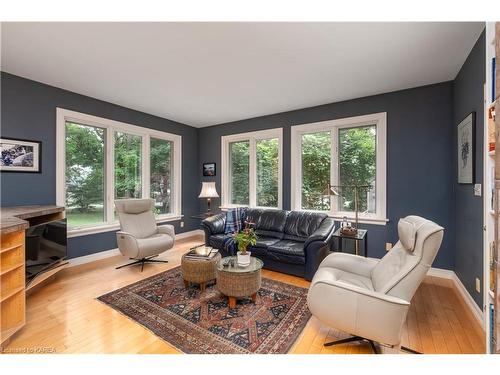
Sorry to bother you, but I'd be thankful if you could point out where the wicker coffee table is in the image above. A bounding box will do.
[216,256,263,309]
[181,252,221,292]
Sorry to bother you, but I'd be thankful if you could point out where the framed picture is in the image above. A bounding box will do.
[457,112,475,184]
[0,137,42,173]
[203,162,216,177]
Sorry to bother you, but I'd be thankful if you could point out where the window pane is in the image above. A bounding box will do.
[301,132,331,210]
[150,137,173,215]
[114,132,142,199]
[230,140,249,205]
[65,122,105,227]
[256,138,279,207]
[339,125,376,214]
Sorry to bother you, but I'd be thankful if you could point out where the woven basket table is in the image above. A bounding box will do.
[216,256,263,309]
[181,252,221,291]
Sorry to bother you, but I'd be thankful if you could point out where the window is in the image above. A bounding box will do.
[256,138,279,207]
[57,109,182,236]
[338,125,377,214]
[150,137,173,215]
[114,131,142,200]
[65,122,105,227]
[301,131,331,211]
[291,113,386,224]
[221,128,282,209]
[229,140,250,205]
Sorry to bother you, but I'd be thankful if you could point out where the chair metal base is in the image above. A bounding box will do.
[116,255,168,272]
[400,346,422,354]
[324,335,422,354]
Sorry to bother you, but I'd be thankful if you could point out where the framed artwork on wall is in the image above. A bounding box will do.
[0,137,42,173]
[203,162,216,177]
[457,112,475,184]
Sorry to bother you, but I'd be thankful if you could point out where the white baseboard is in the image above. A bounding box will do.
[67,229,204,268]
[427,267,455,279]
[176,229,204,240]
[68,248,121,267]
[428,267,484,329]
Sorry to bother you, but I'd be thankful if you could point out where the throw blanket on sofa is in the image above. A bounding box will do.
[224,207,247,234]
[222,207,247,255]
[222,236,237,256]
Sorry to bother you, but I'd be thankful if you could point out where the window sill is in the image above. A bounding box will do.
[219,205,281,210]
[327,215,388,226]
[67,214,183,238]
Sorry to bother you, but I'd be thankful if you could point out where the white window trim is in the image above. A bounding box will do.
[56,108,182,237]
[221,128,283,209]
[291,112,387,225]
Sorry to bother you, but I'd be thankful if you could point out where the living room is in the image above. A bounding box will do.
[1,1,500,373]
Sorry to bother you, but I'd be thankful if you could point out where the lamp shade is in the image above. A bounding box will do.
[321,184,340,197]
[198,182,219,198]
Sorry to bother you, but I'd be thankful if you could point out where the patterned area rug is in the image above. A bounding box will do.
[98,266,311,354]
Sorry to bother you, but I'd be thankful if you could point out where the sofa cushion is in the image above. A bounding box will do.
[254,236,281,248]
[209,234,232,249]
[247,236,281,257]
[255,229,284,240]
[256,209,287,231]
[245,208,264,226]
[283,211,328,242]
[267,240,306,265]
[247,245,268,257]
[244,208,287,239]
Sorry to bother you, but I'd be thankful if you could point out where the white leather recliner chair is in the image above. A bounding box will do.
[307,215,444,354]
[115,198,175,271]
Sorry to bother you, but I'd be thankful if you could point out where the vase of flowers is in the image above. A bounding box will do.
[233,221,257,266]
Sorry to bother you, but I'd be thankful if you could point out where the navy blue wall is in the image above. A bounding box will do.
[0,72,200,258]
[198,82,456,270]
[453,30,485,308]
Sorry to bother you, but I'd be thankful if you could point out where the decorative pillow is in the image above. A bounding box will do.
[224,207,247,234]
[398,218,417,251]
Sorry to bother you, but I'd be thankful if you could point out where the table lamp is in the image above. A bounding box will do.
[198,182,219,213]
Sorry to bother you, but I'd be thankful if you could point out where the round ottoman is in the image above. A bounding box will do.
[181,252,221,291]
[216,256,263,309]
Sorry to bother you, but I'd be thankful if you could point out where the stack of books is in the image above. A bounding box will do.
[184,245,218,260]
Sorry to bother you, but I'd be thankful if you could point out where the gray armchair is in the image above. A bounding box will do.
[115,198,175,271]
[307,215,444,353]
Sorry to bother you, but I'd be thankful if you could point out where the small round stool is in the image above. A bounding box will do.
[216,256,263,309]
[181,252,221,291]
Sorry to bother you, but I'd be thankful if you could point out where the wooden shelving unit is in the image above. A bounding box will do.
[0,230,26,346]
[485,21,500,354]
[495,22,500,355]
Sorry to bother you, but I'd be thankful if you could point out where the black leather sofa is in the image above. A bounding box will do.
[201,208,336,280]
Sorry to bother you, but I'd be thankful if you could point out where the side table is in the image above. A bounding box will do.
[216,256,263,309]
[332,228,368,257]
[181,252,221,291]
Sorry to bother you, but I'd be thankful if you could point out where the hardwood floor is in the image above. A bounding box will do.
[2,235,485,354]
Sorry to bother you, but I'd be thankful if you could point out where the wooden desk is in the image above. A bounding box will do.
[0,205,65,347]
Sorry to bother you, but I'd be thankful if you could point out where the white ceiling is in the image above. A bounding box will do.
[1,22,484,127]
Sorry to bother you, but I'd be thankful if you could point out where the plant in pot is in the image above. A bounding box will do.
[233,221,257,266]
